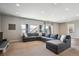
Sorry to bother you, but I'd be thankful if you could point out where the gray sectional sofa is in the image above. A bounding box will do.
[22,33,71,54]
[22,33,58,42]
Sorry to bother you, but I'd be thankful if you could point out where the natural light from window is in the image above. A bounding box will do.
[21,24,26,33]
[29,25,38,33]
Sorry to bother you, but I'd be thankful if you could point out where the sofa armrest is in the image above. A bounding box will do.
[2,39,7,41]
[64,35,71,44]
[63,39,71,48]
[63,39,71,43]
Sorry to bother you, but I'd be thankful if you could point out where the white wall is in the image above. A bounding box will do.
[58,20,79,38]
[66,20,79,38]
[0,15,1,32]
[1,15,45,41]
[53,23,59,34]
[1,15,59,41]
[59,23,67,35]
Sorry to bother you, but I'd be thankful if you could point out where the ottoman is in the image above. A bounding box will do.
[46,40,66,54]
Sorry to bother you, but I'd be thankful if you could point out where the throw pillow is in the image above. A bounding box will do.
[57,35,61,40]
[45,34,50,37]
[42,33,46,36]
[24,33,27,37]
[39,32,42,36]
[54,34,58,39]
[50,34,54,38]
[60,35,66,42]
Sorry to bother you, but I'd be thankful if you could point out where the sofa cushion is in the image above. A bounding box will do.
[50,34,55,38]
[55,34,58,39]
[46,38,53,40]
[39,33,42,36]
[45,34,51,37]
[42,33,46,36]
[24,33,27,37]
[41,36,47,39]
[63,35,71,43]
[46,40,63,45]
[50,34,58,39]
[57,35,61,40]
[27,33,39,37]
[60,35,66,42]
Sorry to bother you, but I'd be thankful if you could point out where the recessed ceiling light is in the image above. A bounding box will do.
[53,18,56,19]
[65,8,69,11]
[53,3,57,5]
[16,12,18,14]
[16,3,20,7]
[76,14,79,16]
[41,11,45,14]
[63,17,66,19]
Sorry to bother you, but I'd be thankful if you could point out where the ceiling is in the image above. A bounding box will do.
[0,3,79,23]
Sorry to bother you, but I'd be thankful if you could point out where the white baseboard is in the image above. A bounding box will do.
[9,39,21,43]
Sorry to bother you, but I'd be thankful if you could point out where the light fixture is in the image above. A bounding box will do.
[53,18,56,19]
[16,12,18,14]
[65,8,69,11]
[63,17,66,19]
[53,3,57,5]
[76,14,79,16]
[16,3,20,7]
[41,11,45,14]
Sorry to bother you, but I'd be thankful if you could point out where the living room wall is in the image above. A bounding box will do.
[59,20,79,39]
[66,20,79,38]
[1,15,59,41]
[59,23,67,35]
[53,23,59,34]
[1,15,44,41]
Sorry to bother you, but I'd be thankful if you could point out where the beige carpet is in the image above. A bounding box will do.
[0,39,79,56]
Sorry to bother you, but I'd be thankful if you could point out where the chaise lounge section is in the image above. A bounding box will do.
[46,35,71,54]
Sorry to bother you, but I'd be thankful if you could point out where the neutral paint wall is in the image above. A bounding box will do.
[0,15,1,32]
[59,23,67,35]
[58,20,79,38]
[53,23,59,34]
[66,20,79,38]
[1,15,59,41]
[2,15,79,40]
[1,15,44,41]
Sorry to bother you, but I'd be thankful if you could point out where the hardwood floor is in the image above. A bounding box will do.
[2,41,56,56]
[59,39,79,56]
[0,39,79,56]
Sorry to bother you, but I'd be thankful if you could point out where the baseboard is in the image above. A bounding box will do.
[9,39,21,43]
[72,38,79,40]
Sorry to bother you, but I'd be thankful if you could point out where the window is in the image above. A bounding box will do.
[29,25,38,33]
[21,24,26,33]
[41,25,53,34]
[45,25,49,34]
[8,24,16,30]
[41,25,45,33]
[41,25,50,34]
[51,25,53,34]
